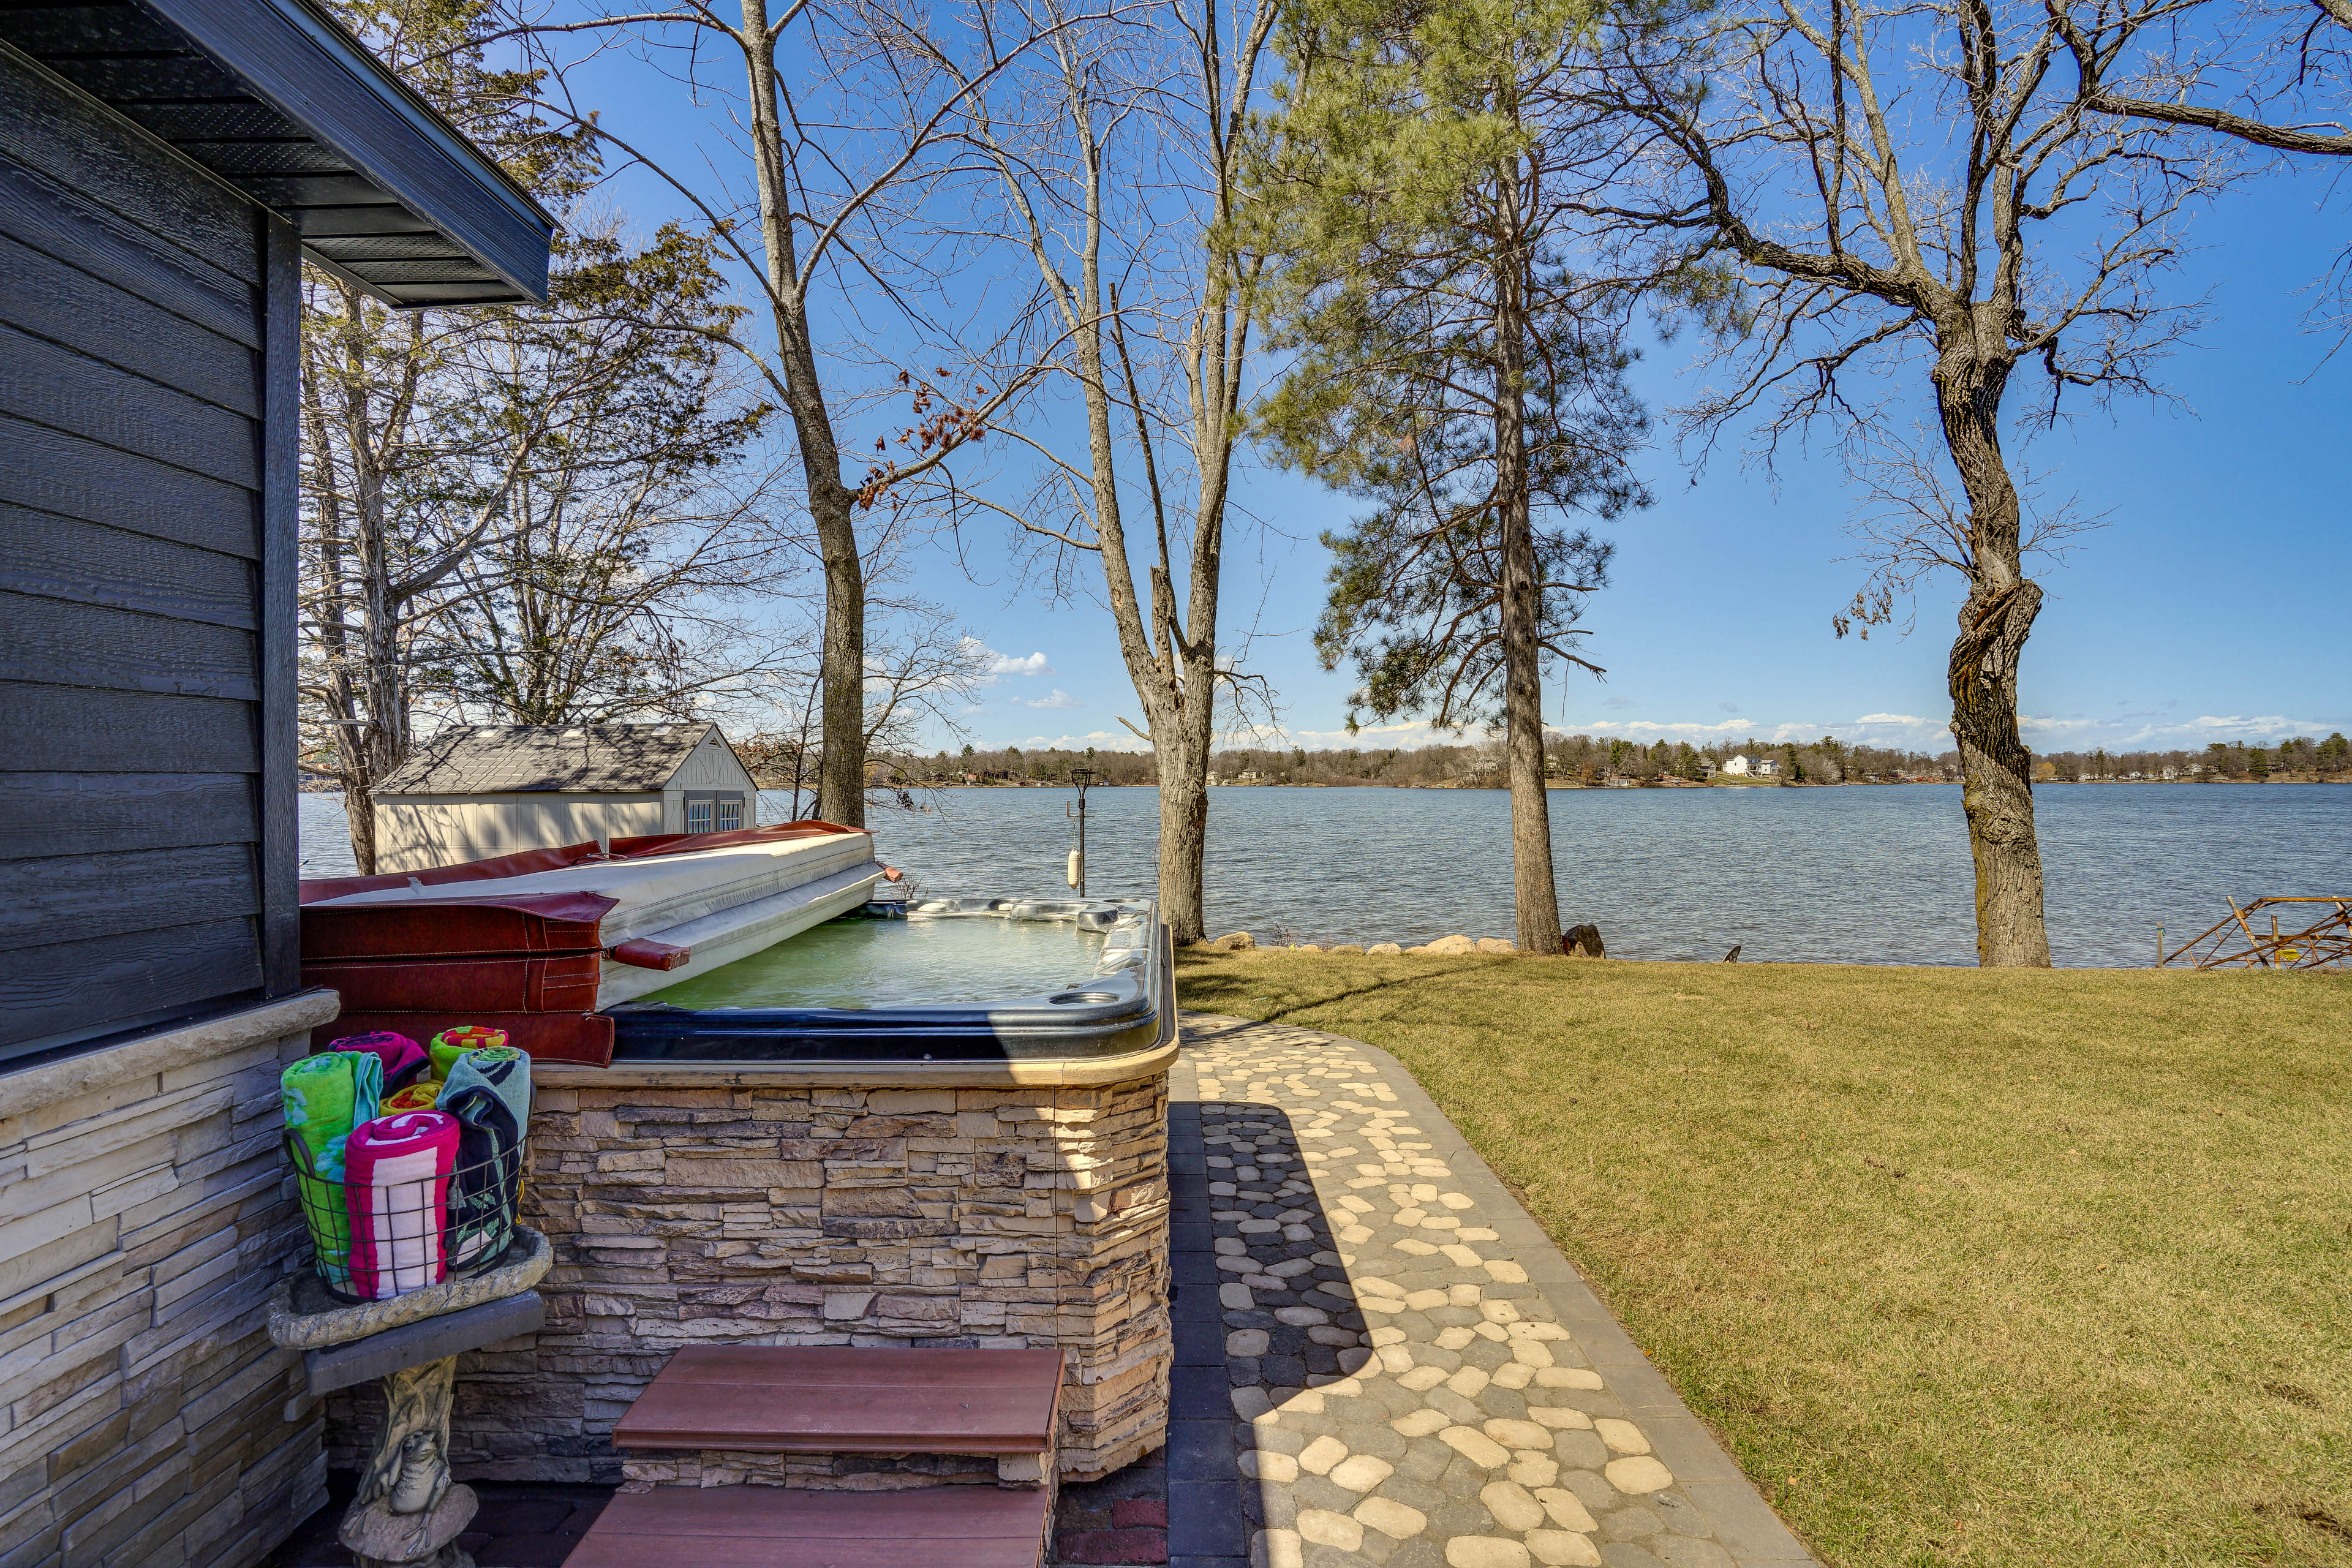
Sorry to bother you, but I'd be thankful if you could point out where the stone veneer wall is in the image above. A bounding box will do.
[329,1066,1172,1487]
[0,991,342,1568]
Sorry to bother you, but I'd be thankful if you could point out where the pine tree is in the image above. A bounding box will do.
[1252,0,1647,953]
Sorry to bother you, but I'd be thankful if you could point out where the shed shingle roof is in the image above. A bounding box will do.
[378,724,724,795]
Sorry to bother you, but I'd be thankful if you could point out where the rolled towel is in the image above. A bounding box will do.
[345,1110,460,1300]
[439,1046,530,1262]
[281,1050,381,1289]
[380,1080,442,1114]
[429,1025,508,1084]
[333,1030,429,1091]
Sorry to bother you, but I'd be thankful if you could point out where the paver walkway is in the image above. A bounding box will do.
[1164,1014,1815,1568]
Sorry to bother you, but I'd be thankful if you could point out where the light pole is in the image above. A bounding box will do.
[1067,768,1097,896]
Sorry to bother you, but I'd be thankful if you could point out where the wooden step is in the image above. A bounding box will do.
[565,1482,1052,1567]
[611,1346,1065,1455]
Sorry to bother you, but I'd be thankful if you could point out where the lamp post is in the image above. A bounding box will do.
[1067,768,1097,895]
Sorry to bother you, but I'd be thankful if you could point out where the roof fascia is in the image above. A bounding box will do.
[132,0,556,303]
[710,725,758,790]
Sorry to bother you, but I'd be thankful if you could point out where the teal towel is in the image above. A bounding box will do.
[439,1046,530,1261]
[281,1051,382,1287]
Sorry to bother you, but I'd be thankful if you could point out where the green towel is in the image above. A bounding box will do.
[429,1026,508,1085]
[281,1051,381,1287]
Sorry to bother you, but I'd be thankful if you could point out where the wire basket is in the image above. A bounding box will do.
[284,1129,526,1303]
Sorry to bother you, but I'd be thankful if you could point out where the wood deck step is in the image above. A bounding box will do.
[610,1346,1066,1455]
[564,1482,1052,1567]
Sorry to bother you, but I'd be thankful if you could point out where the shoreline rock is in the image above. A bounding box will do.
[1204,927,1613,959]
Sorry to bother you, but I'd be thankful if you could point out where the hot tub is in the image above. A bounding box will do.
[448,891,1180,1487]
[602,896,1173,1064]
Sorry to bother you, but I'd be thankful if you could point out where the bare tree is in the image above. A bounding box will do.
[427,221,803,725]
[2054,0,2352,339]
[1570,0,2234,964]
[301,218,769,871]
[297,0,593,874]
[2058,0,2350,154]
[737,594,988,818]
[892,0,1276,944]
[502,0,1076,826]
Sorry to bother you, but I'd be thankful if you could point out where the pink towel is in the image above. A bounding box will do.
[333,1030,429,1091]
[344,1111,459,1299]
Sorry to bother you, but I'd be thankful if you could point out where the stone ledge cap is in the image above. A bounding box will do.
[531,1037,1178,1090]
[0,987,342,1120]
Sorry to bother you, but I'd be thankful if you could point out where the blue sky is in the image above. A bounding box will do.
[558,39,2350,760]
[933,170,2350,759]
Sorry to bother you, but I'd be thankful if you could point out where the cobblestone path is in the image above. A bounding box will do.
[1164,1015,1814,1568]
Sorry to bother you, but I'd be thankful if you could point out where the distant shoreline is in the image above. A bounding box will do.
[299,774,2352,796]
[870,775,2352,791]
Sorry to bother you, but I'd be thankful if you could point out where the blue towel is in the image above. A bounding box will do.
[438,1047,530,1261]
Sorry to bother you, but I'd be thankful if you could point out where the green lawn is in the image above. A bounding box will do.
[1176,949,2352,1568]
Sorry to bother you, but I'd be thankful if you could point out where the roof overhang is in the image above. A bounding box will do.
[0,0,555,306]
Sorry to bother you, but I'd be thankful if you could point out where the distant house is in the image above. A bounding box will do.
[372,723,758,872]
[1722,755,1753,775]
[1753,758,1781,776]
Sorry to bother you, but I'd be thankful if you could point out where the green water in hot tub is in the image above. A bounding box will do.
[636,913,1110,1011]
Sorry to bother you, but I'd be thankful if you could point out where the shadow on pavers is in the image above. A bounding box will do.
[1167,1098,1372,1563]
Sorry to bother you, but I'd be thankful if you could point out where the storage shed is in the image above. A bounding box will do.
[372,722,761,871]
[0,1,552,1562]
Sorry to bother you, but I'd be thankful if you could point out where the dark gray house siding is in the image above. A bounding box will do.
[0,39,299,1063]
[0,0,549,1069]
[0,15,547,1567]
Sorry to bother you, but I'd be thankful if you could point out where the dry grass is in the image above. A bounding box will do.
[1176,949,2352,1568]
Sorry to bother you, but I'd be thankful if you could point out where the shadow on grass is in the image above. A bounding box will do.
[1178,952,1509,1029]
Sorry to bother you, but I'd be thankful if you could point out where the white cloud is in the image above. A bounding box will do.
[960,638,1055,682]
[2018,714,2106,737]
[1256,719,1472,750]
[1015,729,1152,752]
[2106,713,2342,747]
[1717,702,1740,714]
[1011,688,1081,710]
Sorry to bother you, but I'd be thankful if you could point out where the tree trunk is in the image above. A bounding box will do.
[343,778,380,876]
[740,1,864,827]
[1492,175,1565,956]
[338,331,411,878]
[1156,754,1208,946]
[811,484,865,827]
[1934,342,2051,967]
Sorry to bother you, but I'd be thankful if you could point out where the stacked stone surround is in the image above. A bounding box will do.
[344,1054,1175,1490]
[0,990,342,1568]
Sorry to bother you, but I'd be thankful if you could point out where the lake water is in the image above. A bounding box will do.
[298,783,2352,968]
